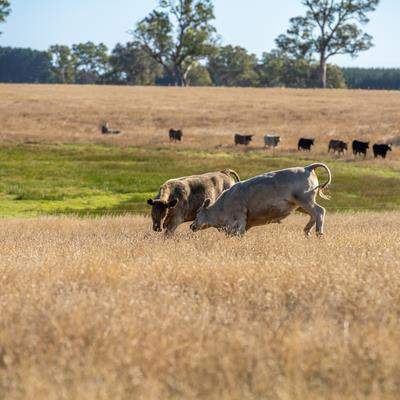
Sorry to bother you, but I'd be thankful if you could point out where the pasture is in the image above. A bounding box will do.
[1,84,400,153]
[0,143,398,217]
[1,84,400,399]
[1,214,400,399]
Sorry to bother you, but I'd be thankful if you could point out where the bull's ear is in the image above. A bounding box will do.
[167,199,178,208]
[147,198,155,206]
[202,198,211,209]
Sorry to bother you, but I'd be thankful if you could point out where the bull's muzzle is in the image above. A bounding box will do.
[153,225,162,232]
[190,222,198,232]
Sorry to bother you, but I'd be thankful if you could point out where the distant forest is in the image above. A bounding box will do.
[1,44,399,90]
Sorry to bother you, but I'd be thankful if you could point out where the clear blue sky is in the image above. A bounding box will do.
[1,0,398,67]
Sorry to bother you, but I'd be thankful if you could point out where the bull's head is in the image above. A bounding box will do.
[190,198,211,232]
[147,198,178,232]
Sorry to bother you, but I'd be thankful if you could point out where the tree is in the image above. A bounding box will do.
[72,42,109,84]
[257,52,314,88]
[187,62,212,86]
[0,0,10,35]
[207,45,259,87]
[107,42,162,85]
[0,47,52,83]
[257,51,346,88]
[48,45,76,83]
[133,0,217,86]
[342,67,400,90]
[325,64,347,88]
[275,0,380,88]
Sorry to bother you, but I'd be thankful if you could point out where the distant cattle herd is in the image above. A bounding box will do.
[99,122,393,159]
[166,129,393,159]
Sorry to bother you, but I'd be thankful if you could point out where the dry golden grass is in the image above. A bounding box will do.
[1,213,400,399]
[1,84,400,158]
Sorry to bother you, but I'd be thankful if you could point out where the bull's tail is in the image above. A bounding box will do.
[305,163,332,200]
[221,168,240,182]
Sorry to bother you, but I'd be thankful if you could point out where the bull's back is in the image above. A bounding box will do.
[182,172,235,220]
[221,167,314,212]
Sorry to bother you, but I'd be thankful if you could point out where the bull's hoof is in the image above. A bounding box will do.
[316,232,324,239]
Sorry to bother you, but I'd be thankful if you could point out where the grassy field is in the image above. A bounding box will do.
[0,84,398,217]
[0,143,399,217]
[0,214,400,399]
[1,84,400,152]
[1,85,400,399]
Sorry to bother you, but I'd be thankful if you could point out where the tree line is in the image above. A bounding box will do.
[2,0,394,89]
[4,44,400,90]
[0,42,349,88]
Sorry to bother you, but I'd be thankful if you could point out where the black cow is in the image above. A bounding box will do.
[169,129,183,142]
[234,134,253,146]
[101,122,120,134]
[328,139,348,155]
[352,140,369,158]
[373,143,392,159]
[298,138,315,151]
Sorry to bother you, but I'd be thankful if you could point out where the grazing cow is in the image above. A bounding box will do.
[169,129,183,142]
[147,169,240,235]
[190,163,331,237]
[352,140,369,158]
[235,134,253,146]
[298,138,315,151]
[328,139,348,155]
[101,122,120,134]
[264,135,281,149]
[373,143,392,159]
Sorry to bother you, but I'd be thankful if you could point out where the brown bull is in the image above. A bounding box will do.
[147,169,240,235]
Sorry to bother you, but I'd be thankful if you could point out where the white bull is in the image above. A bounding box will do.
[190,163,331,237]
[264,134,280,149]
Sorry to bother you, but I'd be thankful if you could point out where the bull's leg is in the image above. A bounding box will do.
[314,204,326,236]
[235,215,247,237]
[164,216,183,237]
[236,224,246,237]
[226,215,246,237]
[297,207,315,236]
[303,214,316,236]
[302,203,326,237]
[164,222,179,237]
[296,201,325,237]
